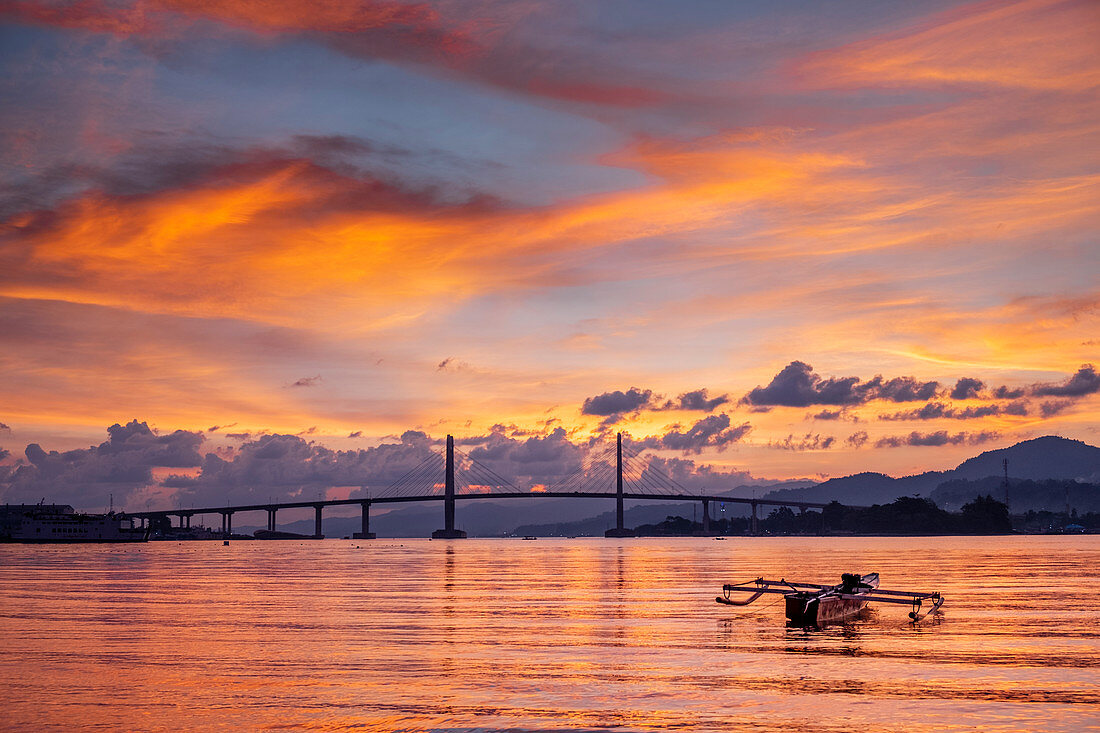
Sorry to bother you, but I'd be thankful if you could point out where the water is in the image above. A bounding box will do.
[1,537,1097,732]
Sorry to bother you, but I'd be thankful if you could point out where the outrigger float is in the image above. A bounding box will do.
[716,573,943,627]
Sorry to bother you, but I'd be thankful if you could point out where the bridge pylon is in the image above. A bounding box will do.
[432,434,466,539]
[353,499,375,540]
[605,432,634,538]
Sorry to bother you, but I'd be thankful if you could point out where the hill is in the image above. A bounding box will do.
[232,437,1100,536]
[952,436,1100,482]
[760,436,1100,507]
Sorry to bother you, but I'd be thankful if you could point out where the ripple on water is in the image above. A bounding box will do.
[0,536,1097,732]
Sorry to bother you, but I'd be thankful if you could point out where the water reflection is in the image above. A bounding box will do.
[0,537,1097,731]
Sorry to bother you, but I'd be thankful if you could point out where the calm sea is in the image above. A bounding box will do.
[1,537,1097,732]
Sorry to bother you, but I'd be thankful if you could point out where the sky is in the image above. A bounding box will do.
[1,0,1098,511]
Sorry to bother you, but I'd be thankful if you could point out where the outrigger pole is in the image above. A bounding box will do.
[717,573,944,626]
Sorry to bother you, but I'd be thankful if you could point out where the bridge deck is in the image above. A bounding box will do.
[130,491,844,518]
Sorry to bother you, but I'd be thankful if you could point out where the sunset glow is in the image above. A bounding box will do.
[1,0,1097,508]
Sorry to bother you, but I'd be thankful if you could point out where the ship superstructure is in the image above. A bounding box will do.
[1,504,148,543]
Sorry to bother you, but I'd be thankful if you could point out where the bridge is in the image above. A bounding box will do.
[130,434,843,538]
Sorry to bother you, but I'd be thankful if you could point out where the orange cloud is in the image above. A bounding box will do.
[0,0,666,107]
[4,0,1098,474]
[0,0,460,42]
[796,0,1100,92]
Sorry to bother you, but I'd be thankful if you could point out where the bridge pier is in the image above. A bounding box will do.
[314,505,324,538]
[701,499,711,535]
[221,511,234,537]
[353,501,375,539]
[605,433,634,537]
[267,508,276,531]
[750,501,758,536]
[432,435,466,539]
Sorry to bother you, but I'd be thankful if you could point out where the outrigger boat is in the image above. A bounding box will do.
[716,573,943,627]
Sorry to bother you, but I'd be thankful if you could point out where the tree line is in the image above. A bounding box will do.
[633,495,1013,536]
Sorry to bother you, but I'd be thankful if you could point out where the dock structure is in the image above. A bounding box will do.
[132,433,850,538]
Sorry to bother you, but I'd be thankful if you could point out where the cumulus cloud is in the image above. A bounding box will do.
[768,433,836,451]
[0,420,204,507]
[952,405,1005,419]
[1039,400,1072,417]
[871,365,1100,419]
[0,422,10,432]
[880,401,1022,420]
[615,452,758,494]
[290,375,322,388]
[163,429,438,506]
[466,427,584,487]
[1032,364,1100,397]
[981,366,1100,403]
[742,361,939,407]
[810,409,846,421]
[742,361,866,407]
[582,387,729,419]
[880,402,948,421]
[874,430,1000,448]
[676,389,729,412]
[875,377,940,402]
[634,414,751,454]
[581,388,654,416]
[846,431,869,448]
[950,377,985,400]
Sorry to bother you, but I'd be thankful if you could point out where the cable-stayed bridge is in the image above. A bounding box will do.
[131,434,843,538]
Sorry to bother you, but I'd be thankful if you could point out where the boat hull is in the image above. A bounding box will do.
[1,505,148,543]
[786,594,867,627]
[0,536,147,544]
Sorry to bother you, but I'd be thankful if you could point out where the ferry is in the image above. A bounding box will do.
[0,504,149,543]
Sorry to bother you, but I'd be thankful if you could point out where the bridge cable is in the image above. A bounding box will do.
[452,447,523,493]
[381,452,445,499]
[620,443,692,495]
[552,444,616,493]
[621,452,680,496]
[376,451,439,498]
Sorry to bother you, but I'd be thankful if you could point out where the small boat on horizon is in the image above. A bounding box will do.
[716,573,943,627]
[254,529,323,540]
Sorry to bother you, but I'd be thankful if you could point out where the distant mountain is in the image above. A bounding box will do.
[512,501,752,537]
[235,497,755,538]
[952,436,1100,482]
[762,471,949,506]
[232,436,1100,536]
[759,436,1100,507]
